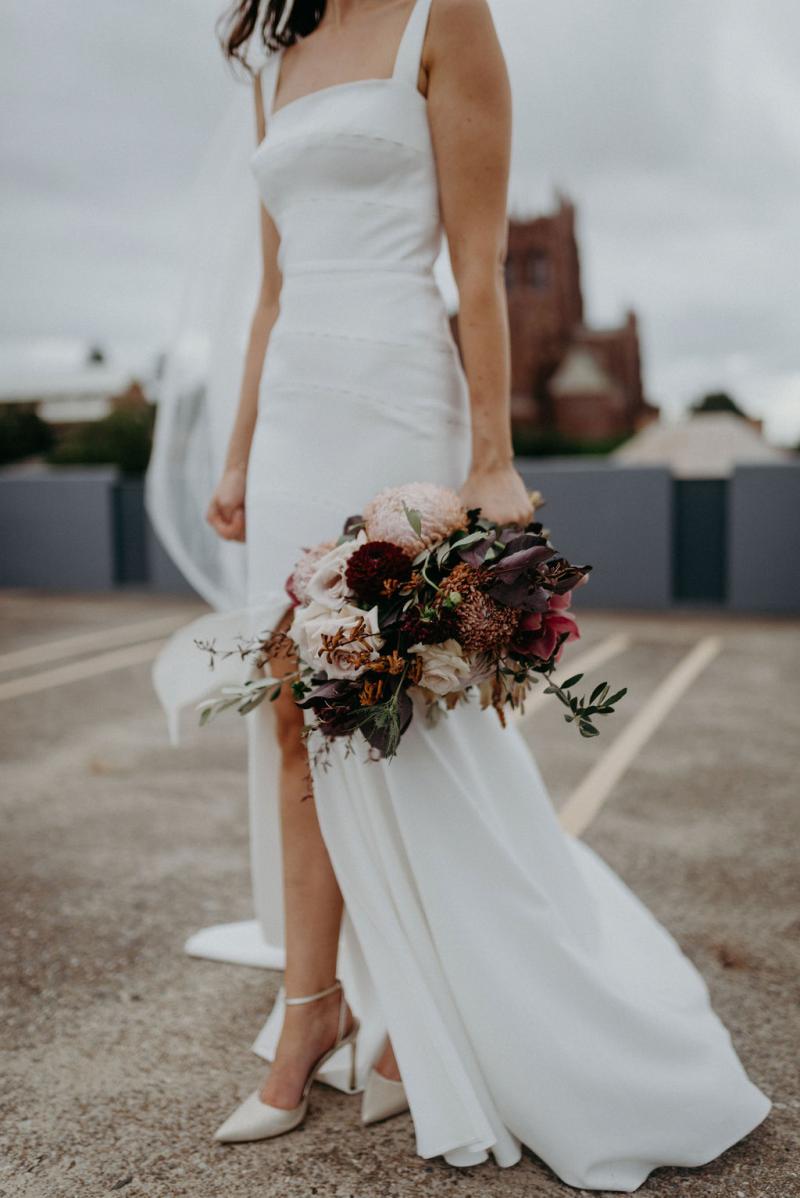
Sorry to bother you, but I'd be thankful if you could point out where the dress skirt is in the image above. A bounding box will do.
[154,264,770,1190]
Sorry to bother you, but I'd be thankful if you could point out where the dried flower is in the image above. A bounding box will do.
[359,678,386,706]
[291,601,383,679]
[441,562,520,653]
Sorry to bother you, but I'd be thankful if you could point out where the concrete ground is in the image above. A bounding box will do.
[0,591,798,1198]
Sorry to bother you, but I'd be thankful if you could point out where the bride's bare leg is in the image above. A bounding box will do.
[374,1040,402,1082]
[258,613,354,1108]
[258,609,403,1105]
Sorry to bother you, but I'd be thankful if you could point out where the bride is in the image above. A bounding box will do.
[152,0,770,1189]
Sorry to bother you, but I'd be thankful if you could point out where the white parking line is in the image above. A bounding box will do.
[513,633,631,723]
[0,639,167,703]
[559,636,723,837]
[0,613,196,677]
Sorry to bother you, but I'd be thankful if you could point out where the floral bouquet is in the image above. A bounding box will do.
[197,482,627,761]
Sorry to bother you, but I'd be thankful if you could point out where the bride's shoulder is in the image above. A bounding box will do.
[429,0,501,50]
[428,0,505,70]
[430,0,495,23]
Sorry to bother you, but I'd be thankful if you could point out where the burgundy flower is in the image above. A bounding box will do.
[510,590,580,662]
[345,540,413,604]
[398,605,458,645]
[296,677,364,738]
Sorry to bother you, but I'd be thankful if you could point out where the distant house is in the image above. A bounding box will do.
[612,411,790,478]
[0,347,148,435]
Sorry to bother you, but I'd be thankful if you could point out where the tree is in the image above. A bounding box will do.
[0,404,54,465]
[691,391,746,418]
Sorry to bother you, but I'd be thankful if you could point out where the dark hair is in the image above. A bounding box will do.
[218,1,326,68]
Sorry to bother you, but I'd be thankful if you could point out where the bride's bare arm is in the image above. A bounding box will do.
[426,0,531,525]
[206,75,283,543]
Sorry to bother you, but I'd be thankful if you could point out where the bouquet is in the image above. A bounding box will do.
[197,482,627,761]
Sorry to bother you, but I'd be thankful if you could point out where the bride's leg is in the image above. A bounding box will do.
[258,609,401,1105]
[258,611,352,1108]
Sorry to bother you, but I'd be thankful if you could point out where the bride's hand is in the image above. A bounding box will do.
[206,465,247,542]
[459,462,533,527]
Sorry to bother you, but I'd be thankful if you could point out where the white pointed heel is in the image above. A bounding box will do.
[214,978,359,1143]
[361,1066,409,1125]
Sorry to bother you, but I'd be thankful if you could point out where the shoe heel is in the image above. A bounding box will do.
[348,1031,358,1091]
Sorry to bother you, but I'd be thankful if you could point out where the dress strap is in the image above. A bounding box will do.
[392,0,434,86]
[258,49,284,122]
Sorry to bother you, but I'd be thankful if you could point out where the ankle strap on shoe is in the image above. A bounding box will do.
[284,979,342,1006]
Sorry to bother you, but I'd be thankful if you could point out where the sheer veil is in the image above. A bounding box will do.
[145,44,268,611]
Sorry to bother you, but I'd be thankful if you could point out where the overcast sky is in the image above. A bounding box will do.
[2,0,799,443]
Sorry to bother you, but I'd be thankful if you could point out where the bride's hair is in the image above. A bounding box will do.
[219,1,325,66]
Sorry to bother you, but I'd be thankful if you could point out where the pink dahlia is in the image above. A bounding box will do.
[510,590,580,663]
[285,539,337,606]
[363,482,468,552]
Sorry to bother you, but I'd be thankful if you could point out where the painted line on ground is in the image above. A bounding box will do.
[558,635,723,837]
[0,613,194,676]
[513,633,632,723]
[0,639,167,703]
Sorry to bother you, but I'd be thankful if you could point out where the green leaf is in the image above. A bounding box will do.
[606,688,628,705]
[561,673,583,689]
[450,530,485,550]
[590,681,608,704]
[402,502,423,537]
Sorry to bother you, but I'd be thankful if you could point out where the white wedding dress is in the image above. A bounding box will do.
[152,0,770,1189]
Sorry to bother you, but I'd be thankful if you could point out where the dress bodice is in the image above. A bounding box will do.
[249,0,440,279]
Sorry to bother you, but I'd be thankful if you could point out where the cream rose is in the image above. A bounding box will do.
[305,529,366,609]
[409,638,471,697]
[292,600,383,680]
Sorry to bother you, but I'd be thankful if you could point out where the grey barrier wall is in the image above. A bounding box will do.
[516,460,673,609]
[112,478,198,596]
[728,464,800,614]
[0,467,199,596]
[673,480,727,604]
[2,461,799,612]
[113,478,148,585]
[0,466,119,591]
[145,522,199,596]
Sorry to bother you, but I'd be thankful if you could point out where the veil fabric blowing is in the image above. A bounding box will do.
[145,49,266,613]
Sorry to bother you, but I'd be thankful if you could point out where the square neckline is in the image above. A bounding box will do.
[267,0,429,121]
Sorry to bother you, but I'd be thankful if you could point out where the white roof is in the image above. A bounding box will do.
[550,347,618,397]
[0,366,128,402]
[613,412,789,478]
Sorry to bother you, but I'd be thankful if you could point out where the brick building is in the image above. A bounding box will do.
[452,195,658,445]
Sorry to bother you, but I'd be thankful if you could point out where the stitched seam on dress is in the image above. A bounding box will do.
[270,328,454,353]
[259,130,429,156]
[257,379,469,423]
[287,196,427,212]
